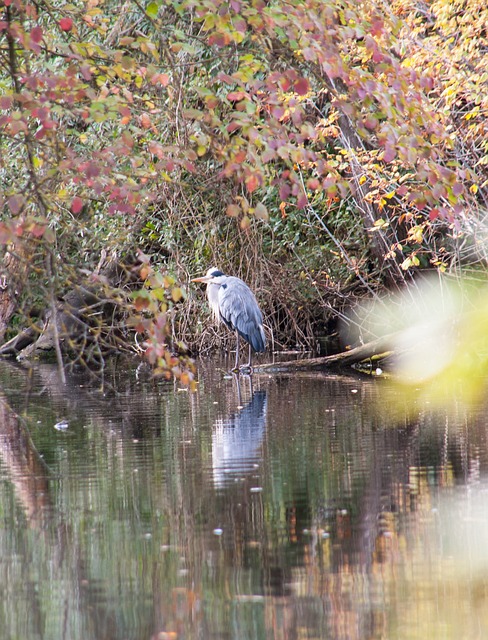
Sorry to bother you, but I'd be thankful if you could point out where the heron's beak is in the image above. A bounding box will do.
[191,275,212,283]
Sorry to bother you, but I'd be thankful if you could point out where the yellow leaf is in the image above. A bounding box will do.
[253,202,269,221]
[240,215,251,230]
[171,287,183,302]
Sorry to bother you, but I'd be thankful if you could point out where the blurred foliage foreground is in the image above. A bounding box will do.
[0,0,487,387]
[346,274,488,408]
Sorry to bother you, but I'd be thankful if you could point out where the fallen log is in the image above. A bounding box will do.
[255,334,395,374]
[0,280,131,363]
[0,254,144,363]
[0,326,38,356]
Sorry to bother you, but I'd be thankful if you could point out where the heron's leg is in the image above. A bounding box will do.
[239,343,253,374]
[245,343,252,368]
[233,331,240,371]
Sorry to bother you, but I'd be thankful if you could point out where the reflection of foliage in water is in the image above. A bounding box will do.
[0,360,487,639]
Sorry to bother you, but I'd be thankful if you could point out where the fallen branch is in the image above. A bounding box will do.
[255,334,395,373]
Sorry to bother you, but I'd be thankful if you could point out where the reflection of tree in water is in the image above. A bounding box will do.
[0,362,166,640]
[206,375,488,639]
[0,395,51,525]
[1,360,488,639]
[0,392,141,640]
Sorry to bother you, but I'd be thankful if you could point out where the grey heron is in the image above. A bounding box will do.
[191,268,266,371]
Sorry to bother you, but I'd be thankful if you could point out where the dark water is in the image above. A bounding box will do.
[1,357,488,639]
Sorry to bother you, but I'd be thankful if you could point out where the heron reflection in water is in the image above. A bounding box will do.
[212,387,268,488]
[191,268,266,372]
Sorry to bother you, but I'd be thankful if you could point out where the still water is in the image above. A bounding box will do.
[1,356,488,639]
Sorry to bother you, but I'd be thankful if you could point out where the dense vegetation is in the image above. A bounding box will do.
[0,0,487,383]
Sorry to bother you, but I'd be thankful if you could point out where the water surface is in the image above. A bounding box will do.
[0,357,487,639]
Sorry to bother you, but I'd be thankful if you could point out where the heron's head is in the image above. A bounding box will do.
[191,268,225,321]
[191,267,225,284]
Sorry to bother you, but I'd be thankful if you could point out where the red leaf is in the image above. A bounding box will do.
[59,17,73,31]
[302,47,316,62]
[370,18,384,37]
[271,106,285,120]
[234,150,246,163]
[364,115,377,130]
[372,49,384,64]
[217,72,234,84]
[84,162,100,179]
[227,121,241,133]
[296,191,308,208]
[383,146,396,163]
[294,77,310,96]
[279,76,291,92]
[121,130,134,148]
[8,195,24,215]
[31,224,46,238]
[227,91,247,101]
[306,178,321,191]
[0,96,12,109]
[118,105,131,118]
[208,32,231,47]
[71,196,83,214]
[155,73,169,87]
[30,26,43,43]
[148,141,164,158]
[134,296,149,312]
[80,64,92,80]
[205,95,219,109]
[279,183,291,200]
[245,174,259,193]
[226,204,240,217]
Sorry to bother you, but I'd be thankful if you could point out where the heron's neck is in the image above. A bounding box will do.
[207,283,221,321]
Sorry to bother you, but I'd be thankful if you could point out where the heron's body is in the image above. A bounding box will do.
[192,268,266,371]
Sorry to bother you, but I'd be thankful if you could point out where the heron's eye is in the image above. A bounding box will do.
[221,284,227,289]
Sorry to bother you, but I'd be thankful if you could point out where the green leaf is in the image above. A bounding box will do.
[146,2,159,19]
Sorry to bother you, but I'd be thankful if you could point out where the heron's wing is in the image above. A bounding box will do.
[218,277,266,352]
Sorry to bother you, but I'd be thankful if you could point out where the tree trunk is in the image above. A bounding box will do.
[0,246,30,344]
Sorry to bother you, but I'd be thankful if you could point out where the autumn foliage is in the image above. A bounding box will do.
[0,0,487,374]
